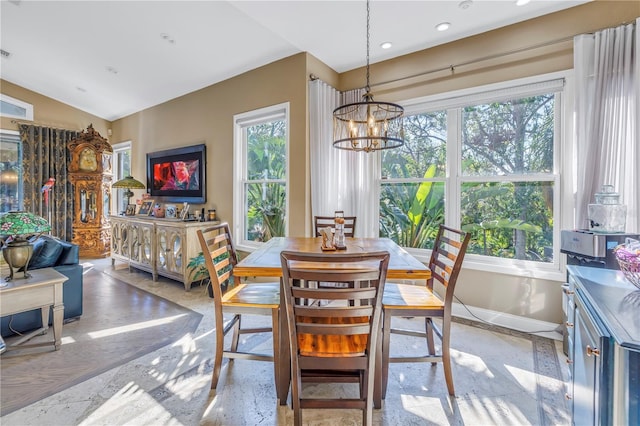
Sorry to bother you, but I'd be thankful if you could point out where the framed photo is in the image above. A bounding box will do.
[165,204,177,219]
[125,204,137,216]
[138,200,154,216]
[180,203,190,220]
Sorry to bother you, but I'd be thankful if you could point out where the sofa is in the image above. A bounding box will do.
[1,235,84,337]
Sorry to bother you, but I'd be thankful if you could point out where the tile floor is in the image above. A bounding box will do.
[1,258,570,425]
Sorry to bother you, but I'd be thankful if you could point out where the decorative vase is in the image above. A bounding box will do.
[335,216,346,249]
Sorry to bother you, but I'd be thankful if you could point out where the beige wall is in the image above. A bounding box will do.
[2,1,638,325]
[0,79,110,137]
[111,53,309,236]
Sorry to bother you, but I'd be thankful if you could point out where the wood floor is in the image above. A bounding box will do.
[0,267,202,416]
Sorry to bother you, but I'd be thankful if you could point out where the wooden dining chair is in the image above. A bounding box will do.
[197,222,280,390]
[381,224,470,397]
[313,211,357,237]
[313,211,359,298]
[280,250,390,426]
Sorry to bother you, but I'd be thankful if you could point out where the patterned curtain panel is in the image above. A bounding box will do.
[18,124,79,241]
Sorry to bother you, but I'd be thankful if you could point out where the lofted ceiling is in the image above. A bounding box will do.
[1,0,590,122]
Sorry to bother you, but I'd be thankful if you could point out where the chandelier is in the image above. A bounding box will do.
[333,0,404,153]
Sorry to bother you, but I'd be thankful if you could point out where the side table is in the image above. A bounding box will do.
[0,268,67,351]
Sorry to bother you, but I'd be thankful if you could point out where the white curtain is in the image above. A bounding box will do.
[309,80,340,223]
[574,20,639,233]
[309,81,379,237]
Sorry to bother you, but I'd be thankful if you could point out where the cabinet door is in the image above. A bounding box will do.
[129,222,142,263]
[110,219,127,259]
[156,226,183,275]
[564,278,577,400]
[139,223,154,267]
[573,294,610,426]
[130,222,154,268]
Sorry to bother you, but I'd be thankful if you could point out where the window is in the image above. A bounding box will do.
[0,131,22,213]
[381,76,565,273]
[380,111,447,249]
[233,103,289,251]
[111,141,132,215]
[0,94,33,121]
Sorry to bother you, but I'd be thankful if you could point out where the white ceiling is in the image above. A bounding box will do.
[1,0,590,122]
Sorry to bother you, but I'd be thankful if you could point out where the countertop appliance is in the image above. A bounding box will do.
[560,229,639,269]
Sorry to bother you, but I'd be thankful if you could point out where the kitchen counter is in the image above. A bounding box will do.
[567,265,640,351]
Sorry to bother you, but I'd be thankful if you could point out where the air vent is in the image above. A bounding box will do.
[0,49,11,58]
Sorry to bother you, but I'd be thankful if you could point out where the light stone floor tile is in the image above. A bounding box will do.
[1,258,570,426]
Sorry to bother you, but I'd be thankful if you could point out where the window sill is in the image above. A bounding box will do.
[406,249,565,282]
[462,258,565,282]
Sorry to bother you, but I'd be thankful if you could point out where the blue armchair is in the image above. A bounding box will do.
[1,235,84,337]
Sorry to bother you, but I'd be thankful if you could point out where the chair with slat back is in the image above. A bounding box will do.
[197,222,280,390]
[280,250,390,426]
[313,211,359,300]
[313,211,357,237]
[381,224,470,397]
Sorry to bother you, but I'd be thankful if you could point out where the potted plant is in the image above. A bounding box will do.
[187,252,212,297]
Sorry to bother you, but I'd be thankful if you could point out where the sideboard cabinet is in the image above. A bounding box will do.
[110,216,217,291]
[567,266,639,426]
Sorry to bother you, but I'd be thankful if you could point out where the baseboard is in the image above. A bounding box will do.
[452,302,563,341]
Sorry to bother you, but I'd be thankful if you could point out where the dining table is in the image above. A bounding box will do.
[233,236,431,406]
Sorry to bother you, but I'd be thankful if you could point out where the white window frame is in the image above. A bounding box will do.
[233,102,290,253]
[0,94,33,121]
[389,71,573,281]
[0,129,22,211]
[111,141,132,215]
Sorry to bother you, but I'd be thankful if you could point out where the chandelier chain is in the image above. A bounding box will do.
[366,0,370,93]
[331,0,404,152]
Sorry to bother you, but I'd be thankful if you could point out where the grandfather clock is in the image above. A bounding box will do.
[68,125,113,257]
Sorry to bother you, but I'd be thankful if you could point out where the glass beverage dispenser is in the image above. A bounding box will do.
[588,185,627,233]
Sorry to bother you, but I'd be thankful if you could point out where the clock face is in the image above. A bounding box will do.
[79,147,98,171]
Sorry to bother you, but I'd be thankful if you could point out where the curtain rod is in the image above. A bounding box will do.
[370,35,573,89]
[365,21,634,89]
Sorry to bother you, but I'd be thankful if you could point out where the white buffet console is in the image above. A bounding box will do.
[110,215,218,291]
[566,266,639,426]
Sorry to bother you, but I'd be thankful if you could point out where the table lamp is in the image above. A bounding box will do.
[112,176,146,209]
[0,211,51,282]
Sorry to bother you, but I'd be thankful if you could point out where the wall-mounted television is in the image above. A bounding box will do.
[147,143,206,203]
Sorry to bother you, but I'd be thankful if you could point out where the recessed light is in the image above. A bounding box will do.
[76,87,87,92]
[436,22,451,32]
[105,66,118,75]
[380,42,392,49]
[516,0,531,5]
[160,33,176,44]
[458,0,473,10]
